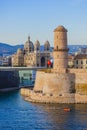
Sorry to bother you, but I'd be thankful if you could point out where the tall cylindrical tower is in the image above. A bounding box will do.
[53,25,69,71]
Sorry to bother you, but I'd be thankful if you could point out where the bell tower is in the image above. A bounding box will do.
[53,25,69,72]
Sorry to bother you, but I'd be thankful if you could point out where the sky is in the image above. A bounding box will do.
[0,0,87,46]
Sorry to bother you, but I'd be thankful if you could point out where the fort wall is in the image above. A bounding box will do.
[69,69,87,94]
[20,68,87,103]
[34,71,75,95]
[34,71,45,92]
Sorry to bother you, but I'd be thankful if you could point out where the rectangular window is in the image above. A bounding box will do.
[23,73,31,77]
[81,61,83,64]
[76,60,78,64]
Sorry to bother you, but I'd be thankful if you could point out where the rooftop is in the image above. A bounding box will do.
[54,25,67,32]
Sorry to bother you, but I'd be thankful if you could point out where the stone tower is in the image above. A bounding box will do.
[53,25,69,72]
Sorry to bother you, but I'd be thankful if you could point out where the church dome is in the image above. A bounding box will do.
[17,48,23,55]
[34,40,40,46]
[24,36,34,53]
[54,25,67,32]
[34,40,40,51]
[44,40,50,51]
[44,40,50,46]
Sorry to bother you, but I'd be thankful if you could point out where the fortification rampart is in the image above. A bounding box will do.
[34,71,75,95]
[20,69,87,103]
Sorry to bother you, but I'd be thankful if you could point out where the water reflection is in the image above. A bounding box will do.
[0,91,87,130]
[33,103,87,130]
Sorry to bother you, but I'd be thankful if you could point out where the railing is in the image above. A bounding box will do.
[0,66,46,71]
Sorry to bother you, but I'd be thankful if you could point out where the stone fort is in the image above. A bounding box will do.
[21,25,87,103]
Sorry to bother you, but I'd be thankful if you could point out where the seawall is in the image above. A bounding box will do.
[20,88,87,103]
[20,69,87,104]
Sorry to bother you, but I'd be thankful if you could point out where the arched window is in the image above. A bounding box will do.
[41,57,45,67]
[47,47,49,50]
[56,46,58,50]
[29,47,32,52]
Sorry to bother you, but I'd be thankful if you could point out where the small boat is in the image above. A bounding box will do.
[64,108,71,112]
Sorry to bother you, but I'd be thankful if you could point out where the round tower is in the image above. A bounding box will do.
[53,25,69,71]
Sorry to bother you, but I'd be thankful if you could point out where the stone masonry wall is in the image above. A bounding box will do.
[33,69,87,98]
[20,88,87,103]
[20,68,87,103]
[34,71,45,92]
[34,71,75,96]
[69,69,87,95]
[43,72,75,95]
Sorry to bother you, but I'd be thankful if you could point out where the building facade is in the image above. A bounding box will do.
[74,54,87,68]
[12,36,51,67]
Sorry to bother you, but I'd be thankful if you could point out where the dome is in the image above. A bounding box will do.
[44,40,50,51]
[34,40,40,46]
[25,36,34,47]
[24,36,34,52]
[17,48,23,55]
[54,25,67,32]
[34,40,40,51]
[44,40,50,46]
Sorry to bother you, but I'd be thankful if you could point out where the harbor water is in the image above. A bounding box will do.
[0,90,87,130]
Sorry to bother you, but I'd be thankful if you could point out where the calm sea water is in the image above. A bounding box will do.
[0,90,87,130]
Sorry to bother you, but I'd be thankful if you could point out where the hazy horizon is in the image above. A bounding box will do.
[1,41,87,47]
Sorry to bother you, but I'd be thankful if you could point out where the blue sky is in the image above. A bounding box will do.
[0,0,87,46]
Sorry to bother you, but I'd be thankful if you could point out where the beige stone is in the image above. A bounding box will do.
[12,37,51,67]
[20,25,87,103]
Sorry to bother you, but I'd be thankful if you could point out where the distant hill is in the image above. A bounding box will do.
[0,43,24,56]
[0,42,87,56]
[68,45,87,54]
